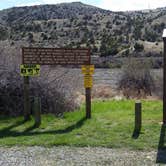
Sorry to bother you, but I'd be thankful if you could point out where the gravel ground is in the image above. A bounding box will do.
[0,146,165,166]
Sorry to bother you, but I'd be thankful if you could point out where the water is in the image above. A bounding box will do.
[93,69,122,88]
[66,68,162,91]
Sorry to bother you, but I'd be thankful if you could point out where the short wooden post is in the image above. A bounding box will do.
[23,76,31,121]
[33,97,41,127]
[86,88,91,119]
[135,101,142,132]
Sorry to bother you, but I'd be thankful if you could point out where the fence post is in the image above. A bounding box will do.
[135,101,142,133]
[33,97,41,127]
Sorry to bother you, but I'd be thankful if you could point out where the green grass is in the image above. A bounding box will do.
[0,100,164,150]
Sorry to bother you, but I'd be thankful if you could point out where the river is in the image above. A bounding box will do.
[93,68,162,89]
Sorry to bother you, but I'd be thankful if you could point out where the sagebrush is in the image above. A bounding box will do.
[118,58,155,98]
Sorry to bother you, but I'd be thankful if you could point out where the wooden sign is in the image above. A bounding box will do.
[22,47,90,65]
[20,64,40,76]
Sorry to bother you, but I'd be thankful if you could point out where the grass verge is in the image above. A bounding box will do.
[0,100,163,150]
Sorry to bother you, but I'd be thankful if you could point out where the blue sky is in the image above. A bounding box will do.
[0,0,166,11]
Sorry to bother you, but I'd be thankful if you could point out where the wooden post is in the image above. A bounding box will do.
[81,49,93,119]
[86,88,91,119]
[23,76,31,121]
[163,32,166,124]
[135,101,142,132]
[33,97,41,127]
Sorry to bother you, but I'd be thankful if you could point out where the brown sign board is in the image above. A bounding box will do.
[22,47,90,65]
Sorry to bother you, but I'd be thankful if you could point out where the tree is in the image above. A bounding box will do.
[106,21,112,29]
[0,27,8,40]
[41,33,48,40]
[144,28,158,42]
[134,42,144,52]
[27,32,34,42]
[100,37,119,57]
[133,19,143,40]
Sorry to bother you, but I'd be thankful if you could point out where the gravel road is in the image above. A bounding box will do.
[0,146,165,166]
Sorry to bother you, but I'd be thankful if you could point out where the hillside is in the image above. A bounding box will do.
[0,2,109,23]
[0,2,166,66]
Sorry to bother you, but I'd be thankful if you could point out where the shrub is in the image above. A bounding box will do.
[0,26,8,40]
[100,38,119,57]
[0,45,81,117]
[118,58,154,98]
[144,29,158,42]
[2,73,80,117]
[134,42,144,52]
[27,32,34,42]
[0,68,80,117]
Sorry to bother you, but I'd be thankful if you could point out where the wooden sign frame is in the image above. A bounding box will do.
[22,47,93,120]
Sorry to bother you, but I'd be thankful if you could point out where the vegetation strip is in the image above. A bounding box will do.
[0,100,162,150]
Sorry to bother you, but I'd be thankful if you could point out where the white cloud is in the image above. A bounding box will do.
[98,0,166,11]
[16,0,75,7]
[5,0,166,11]
[16,1,43,7]
[41,0,75,4]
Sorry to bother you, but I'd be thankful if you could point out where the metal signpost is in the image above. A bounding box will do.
[21,47,94,122]
[163,29,166,125]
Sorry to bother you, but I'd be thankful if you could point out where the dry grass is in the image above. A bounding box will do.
[92,85,117,99]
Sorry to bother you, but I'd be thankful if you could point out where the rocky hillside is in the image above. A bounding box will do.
[0,2,166,59]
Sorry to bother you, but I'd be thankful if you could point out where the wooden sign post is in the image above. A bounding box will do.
[21,64,41,121]
[163,29,166,125]
[82,65,94,119]
[23,76,31,121]
[86,88,91,119]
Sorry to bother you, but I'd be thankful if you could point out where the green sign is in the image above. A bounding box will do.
[20,64,40,76]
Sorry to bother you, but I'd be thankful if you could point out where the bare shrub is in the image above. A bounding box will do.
[30,67,82,116]
[0,42,82,117]
[118,58,155,98]
[0,66,81,117]
[152,69,163,99]
[92,85,116,98]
